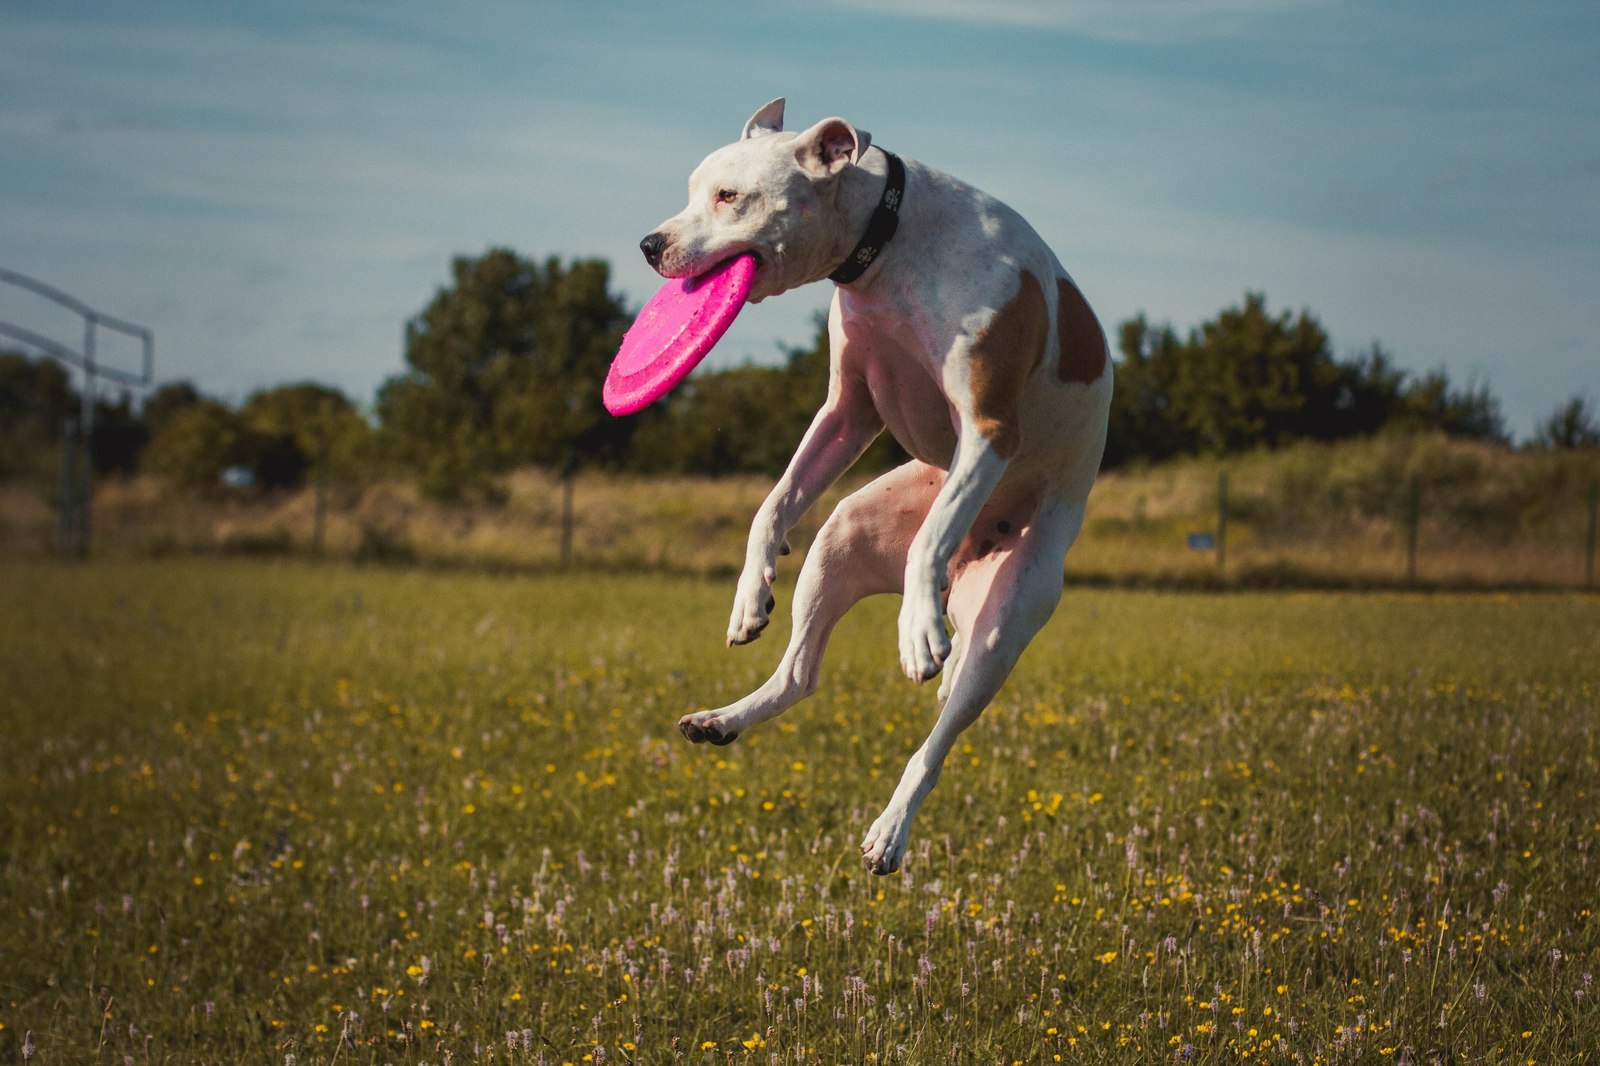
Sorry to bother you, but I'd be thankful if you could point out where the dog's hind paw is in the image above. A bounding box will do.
[679,712,740,746]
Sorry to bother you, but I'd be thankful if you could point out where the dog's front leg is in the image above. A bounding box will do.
[898,432,1007,681]
[729,381,883,646]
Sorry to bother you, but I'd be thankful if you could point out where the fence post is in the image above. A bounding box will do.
[57,419,78,558]
[1217,470,1228,579]
[1586,479,1597,590]
[1406,476,1420,585]
[77,318,95,558]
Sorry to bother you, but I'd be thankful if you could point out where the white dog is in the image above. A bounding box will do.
[639,99,1112,874]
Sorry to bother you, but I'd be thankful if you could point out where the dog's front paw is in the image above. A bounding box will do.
[727,568,777,646]
[860,813,909,875]
[679,711,740,746]
[897,592,951,683]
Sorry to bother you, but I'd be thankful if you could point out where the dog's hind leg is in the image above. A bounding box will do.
[935,629,963,704]
[680,460,941,746]
[862,500,1084,874]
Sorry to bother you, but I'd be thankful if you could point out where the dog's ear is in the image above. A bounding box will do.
[742,98,786,140]
[793,118,871,179]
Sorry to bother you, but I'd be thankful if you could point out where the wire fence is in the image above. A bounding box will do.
[1184,473,1593,589]
[1071,447,1600,590]
[4,450,1597,592]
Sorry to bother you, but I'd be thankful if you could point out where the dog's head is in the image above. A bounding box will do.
[639,98,872,303]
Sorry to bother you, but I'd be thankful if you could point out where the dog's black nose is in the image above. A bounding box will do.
[639,232,667,268]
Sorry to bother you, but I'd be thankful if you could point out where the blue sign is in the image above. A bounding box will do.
[221,465,256,489]
[1186,531,1216,551]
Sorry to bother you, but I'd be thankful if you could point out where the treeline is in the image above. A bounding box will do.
[2,248,1596,501]
[1108,295,1513,465]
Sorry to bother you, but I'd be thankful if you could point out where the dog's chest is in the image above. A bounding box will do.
[858,343,958,468]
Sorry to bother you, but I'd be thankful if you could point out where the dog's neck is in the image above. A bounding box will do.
[826,147,900,286]
[830,150,904,285]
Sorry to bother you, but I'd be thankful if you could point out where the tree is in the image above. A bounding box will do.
[240,382,372,482]
[1104,315,1187,466]
[1390,368,1507,444]
[141,400,263,490]
[1,351,173,483]
[1106,295,1347,461]
[1173,293,1342,453]
[141,381,205,438]
[1532,395,1600,450]
[0,350,74,484]
[377,250,633,498]
[89,390,148,476]
[1332,342,1409,438]
[1102,294,1511,465]
[141,385,366,493]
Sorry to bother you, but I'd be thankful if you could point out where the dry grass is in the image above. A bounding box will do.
[1074,434,1598,588]
[1,433,1596,588]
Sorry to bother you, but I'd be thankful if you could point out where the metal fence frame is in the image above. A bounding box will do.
[0,266,154,556]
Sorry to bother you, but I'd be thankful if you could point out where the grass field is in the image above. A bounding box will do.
[1,560,1597,1064]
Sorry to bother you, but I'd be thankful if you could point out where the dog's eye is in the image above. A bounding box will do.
[716,189,739,205]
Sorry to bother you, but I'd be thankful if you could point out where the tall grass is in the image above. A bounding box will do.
[3,432,1594,589]
[1,559,1596,1062]
[1076,433,1600,587]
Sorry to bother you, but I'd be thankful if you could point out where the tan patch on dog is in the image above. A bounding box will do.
[1056,276,1107,385]
[970,269,1047,458]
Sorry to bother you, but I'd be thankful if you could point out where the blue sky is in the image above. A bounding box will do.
[1,0,1596,440]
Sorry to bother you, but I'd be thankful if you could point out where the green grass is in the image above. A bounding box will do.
[1,559,1597,1064]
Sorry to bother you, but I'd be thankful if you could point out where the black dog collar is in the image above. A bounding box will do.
[829,150,905,285]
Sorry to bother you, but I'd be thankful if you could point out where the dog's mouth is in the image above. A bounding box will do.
[707,249,763,281]
[658,247,762,285]
[683,251,765,302]
[654,245,782,304]
[733,251,775,300]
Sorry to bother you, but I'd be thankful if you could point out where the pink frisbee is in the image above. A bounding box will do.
[603,254,757,415]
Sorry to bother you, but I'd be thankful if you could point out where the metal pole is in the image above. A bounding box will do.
[0,270,152,560]
[1406,476,1420,585]
[1217,470,1228,579]
[78,317,96,558]
[1586,480,1597,590]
